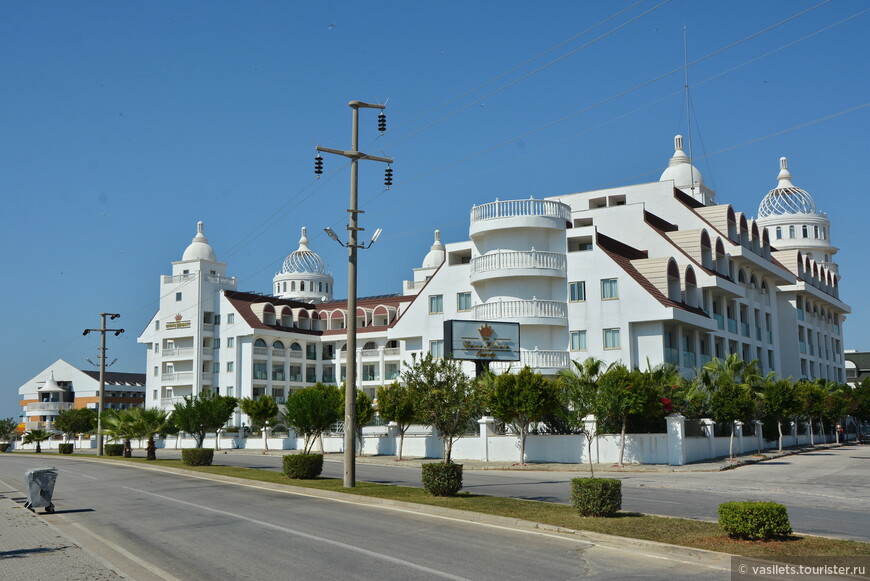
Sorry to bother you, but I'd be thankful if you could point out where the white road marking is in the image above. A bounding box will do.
[125,485,473,581]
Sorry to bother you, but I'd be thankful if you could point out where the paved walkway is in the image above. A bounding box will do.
[0,494,122,580]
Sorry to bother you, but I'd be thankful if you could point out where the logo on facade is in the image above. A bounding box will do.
[478,324,494,340]
[166,314,191,330]
[175,314,183,322]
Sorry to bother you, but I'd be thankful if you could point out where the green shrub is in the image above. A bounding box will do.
[718,501,792,540]
[0,443,10,453]
[282,453,324,479]
[104,444,124,456]
[181,448,215,466]
[422,462,463,496]
[570,477,622,517]
[58,443,74,454]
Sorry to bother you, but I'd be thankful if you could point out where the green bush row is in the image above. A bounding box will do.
[58,443,74,454]
[181,448,214,466]
[0,443,10,453]
[422,462,464,496]
[570,478,622,517]
[718,501,792,540]
[104,444,124,456]
[282,453,324,479]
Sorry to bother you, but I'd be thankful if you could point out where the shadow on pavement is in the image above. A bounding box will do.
[0,546,72,559]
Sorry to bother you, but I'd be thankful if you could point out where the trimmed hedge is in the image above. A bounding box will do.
[58,443,74,454]
[422,462,463,496]
[105,444,124,456]
[0,443,10,453]
[182,448,215,466]
[282,454,324,479]
[718,501,792,540]
[570,477,622,517]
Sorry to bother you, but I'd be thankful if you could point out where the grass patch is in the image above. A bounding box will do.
[26,453,870,559]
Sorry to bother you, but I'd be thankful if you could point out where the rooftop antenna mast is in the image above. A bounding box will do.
[683,24,696,198]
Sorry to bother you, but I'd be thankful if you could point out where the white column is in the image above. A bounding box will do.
[734,421,744,455]
[378,347,386,388]
[666,413,686,466]
[478,416,496,462]
[701,418,716,460]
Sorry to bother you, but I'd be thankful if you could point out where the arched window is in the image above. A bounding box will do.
[291,281,296,291]
[318,282,323,292]
[300,281,305,291]
[363,341,377,350]
[273,340,285,349]
[802,225,808,238]
[789,225,795,238]
[290,342,302,351]
[775,226,782,240]
[814,225,819,238]
[254,338,267,347]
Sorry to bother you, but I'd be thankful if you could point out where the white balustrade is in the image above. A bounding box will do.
[470,198,571,223]
[471,250,566,274]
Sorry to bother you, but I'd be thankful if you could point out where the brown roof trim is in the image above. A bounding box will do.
[643,210,678,232]
[673,187,705,208]
[80,370,146,386]
[643,211,721,279]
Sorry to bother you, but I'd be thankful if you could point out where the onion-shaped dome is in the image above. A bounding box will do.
[659,135,705,190]
[422,230,445,269]
[281,227,327,274]
[758,157,817,218]
[182,221,217,261]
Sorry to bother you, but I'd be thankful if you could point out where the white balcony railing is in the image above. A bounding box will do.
[163,347,194,358]
[361,349,380,358]
[162,273,196,284]
[161,372,194,383]
[160,396,189,406]
[471,251,566,275]
[472,299,567,321]
[26,402,74,413]
[253,347,269,357]
[384,348,401,357]
[490,349,570,372]
[470,198,571,223]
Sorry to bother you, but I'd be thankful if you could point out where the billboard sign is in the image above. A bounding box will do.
[444,320,520,362]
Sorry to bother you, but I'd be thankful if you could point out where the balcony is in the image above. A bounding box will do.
[253,347,269,357]
[361,349,380,358]
[470,251,566,283]
[727,319,738,334]
[713,314,724,331]
[272,348,285,358]
[664,347,679,366]
[755,327,762,341]
[797,309,805,321]
[162,372,194,384]
[163,347,194,359]
[740,322,750,338]
[699,354,713,366]
[682,352,697,368]
[288,350,304,360]
[799,341,807,354]
[26,402,74,414]
[490,349,570,372]
[471,299,567,325]
[766,330,773,343]
[469,199,571,237]
[160,396,189,406]
[162,273,196,284]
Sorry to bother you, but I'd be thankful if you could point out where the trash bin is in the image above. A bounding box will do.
[24,467,58,513]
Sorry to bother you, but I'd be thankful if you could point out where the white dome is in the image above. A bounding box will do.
[659,135,705,189]
[422,230,445,269]
[758,157,818,218]
[39,371,65,393]
[281,227,327,274]
[182,221,217,262]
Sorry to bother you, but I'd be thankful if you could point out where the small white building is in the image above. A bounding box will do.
[138,136,850,426]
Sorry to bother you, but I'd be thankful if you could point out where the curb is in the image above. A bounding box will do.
[64,455,732,569]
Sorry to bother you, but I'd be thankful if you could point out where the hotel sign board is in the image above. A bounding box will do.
[444,320,520,362]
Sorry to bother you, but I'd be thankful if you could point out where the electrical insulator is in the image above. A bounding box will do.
[314,154,323,176]
[378,112,387,133]
[384,165,393,188]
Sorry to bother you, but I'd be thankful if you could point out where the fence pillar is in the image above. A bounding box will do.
[666,413,686,466]
[701,418,715,459]
[734,421,744,455]
[386,421,398,456]
[215,428,223,451]
[791,421,798,447]
[754,420,763,452]
[478,416,496,462]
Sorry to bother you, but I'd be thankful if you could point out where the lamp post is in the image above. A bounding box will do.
[317,100,392,488]
[83,313,124,456]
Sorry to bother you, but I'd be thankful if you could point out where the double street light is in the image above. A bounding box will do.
[83,313,124,456]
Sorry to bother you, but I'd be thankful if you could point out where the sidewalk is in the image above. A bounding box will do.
[0,495,122,580]
[221,441,849,472]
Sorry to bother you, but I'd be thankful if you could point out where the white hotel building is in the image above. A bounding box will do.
[138,136,849,425]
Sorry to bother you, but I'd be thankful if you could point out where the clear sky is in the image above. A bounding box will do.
[3,1,869,422]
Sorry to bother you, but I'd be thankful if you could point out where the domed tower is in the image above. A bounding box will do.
[659,135,716,206]
[273,227,334,302]
[756,157,837,275]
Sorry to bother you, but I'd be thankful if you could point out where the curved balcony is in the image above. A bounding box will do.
[469,198,571,238]
[489,349,570,373]
[470,250,566,284]
[472,299,567,326]
[26,401,74,414]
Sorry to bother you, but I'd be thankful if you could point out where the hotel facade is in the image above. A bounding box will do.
[138,136,849,427]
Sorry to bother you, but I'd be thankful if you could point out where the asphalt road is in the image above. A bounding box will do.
[153,445,870,541]
[0,455,729,581]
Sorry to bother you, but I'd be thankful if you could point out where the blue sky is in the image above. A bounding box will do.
[3,1,869,421]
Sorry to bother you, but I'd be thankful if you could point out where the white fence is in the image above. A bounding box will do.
[9,415,841,466]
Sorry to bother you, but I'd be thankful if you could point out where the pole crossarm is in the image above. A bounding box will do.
[315,146,393,164]
[83,312,124,456]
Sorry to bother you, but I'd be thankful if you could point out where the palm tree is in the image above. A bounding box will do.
[101,409,136,457]
[23,429,52,453]
[128,407,171,460]
[700,354,759,460]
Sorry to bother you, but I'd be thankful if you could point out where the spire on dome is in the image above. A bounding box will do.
[298,227,311,251]
[422,229,445,269]
[280,226,327,274]
[182,221,217,262]
[758,157,817,218]
[777,157,795,189]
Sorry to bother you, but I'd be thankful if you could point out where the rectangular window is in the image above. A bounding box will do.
[362,364,379,381]
[429,295,444,314]
[226,361,234,373]
[153,389,157,400]
[569,281,586,302]
[306,367,317,383]
[385,363,400,380]
[603,328,621,349]
[175,292,182,301]
[430,340,444,357]
[253,362,267,380]
[272,364,285,381]
[155,321,160,330]
[227,313,235,324]
[306,344,317,360]
[153,366,158,377]
[226,386,234,397]
[227,337,235,348]
[214,338,220,349]
[289,365,302,382]
[457,292,472,312]
[212,363,219,374]
[154,343,159,353]
[601,279,618,299]
[214,314,220,325]
[570,330,587,351]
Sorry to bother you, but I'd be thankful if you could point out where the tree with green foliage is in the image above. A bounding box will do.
[23,428,52,453]
[488,366,560,465]
[341,388,375,455]
[171,391,238,448]
[377,382,417,461]
[824,387,851,444]
[402,353,481,464]
[595,363,648,467]
[558,357,604,476]
[127,407,172,460]
[701,354,758,460]
[239,395,280,451]
[101,408,137,457]
[54,408,97,441]
[0,418,18,442]
[284,383,342,454]
[763,378,799,452]
[796,381,826,446]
